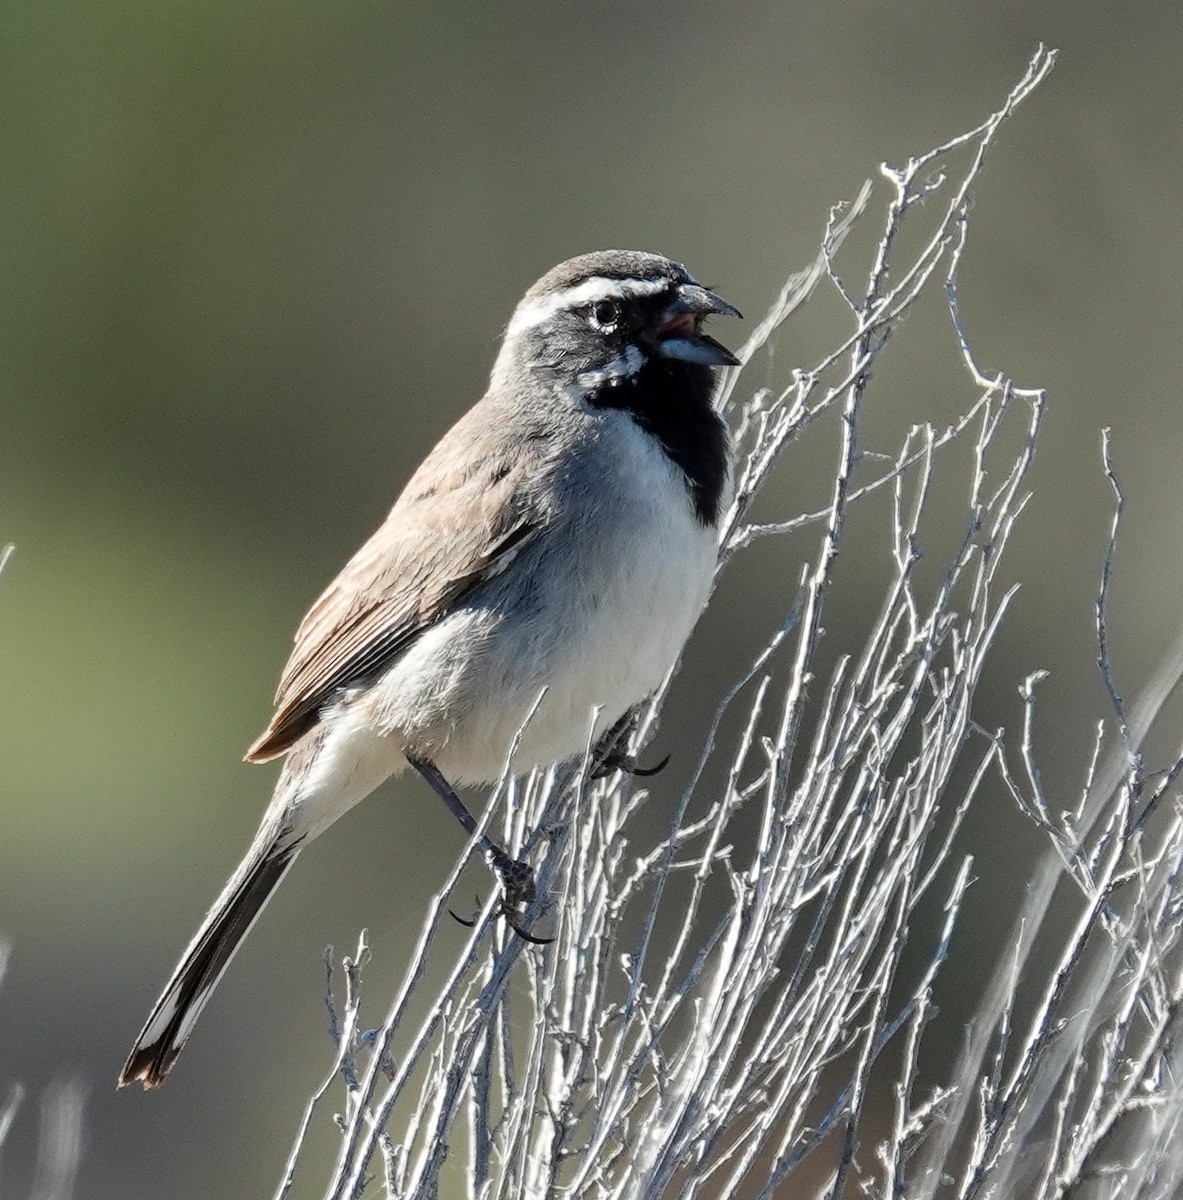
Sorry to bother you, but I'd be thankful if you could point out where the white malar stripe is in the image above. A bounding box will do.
[506,276,675,338]
[575,344,646,394]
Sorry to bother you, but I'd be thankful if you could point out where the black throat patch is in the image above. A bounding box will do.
[585,358,730,527]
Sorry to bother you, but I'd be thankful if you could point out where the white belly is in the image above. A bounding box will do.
[367,411,725,784]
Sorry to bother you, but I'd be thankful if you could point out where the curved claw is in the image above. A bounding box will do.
[487,855,553,943]
[628,752,671,778]
[502,909,555,945]
[594,749,671,779]
[448,894,552,943]
[448,896,483,928]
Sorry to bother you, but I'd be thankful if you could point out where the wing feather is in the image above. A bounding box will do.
[245,409,549,762]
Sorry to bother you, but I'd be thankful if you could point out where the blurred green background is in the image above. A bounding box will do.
[1,2,1181,1196]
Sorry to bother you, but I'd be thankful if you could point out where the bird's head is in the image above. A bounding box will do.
[493,250,741,403]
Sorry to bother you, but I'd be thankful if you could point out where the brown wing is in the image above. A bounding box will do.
[245,409,549,762]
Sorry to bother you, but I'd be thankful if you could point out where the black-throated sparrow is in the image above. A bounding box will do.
[119,249,740,1089]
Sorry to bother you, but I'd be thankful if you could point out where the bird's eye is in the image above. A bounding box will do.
[590,299,620,331]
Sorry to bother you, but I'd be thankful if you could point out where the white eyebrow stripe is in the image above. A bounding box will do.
[506,275,678,337]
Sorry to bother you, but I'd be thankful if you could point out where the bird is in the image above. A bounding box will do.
[118,249,740,1089]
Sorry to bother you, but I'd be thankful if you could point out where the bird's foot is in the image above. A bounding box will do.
[494,853,553,944]
[453,851,551,944]
[589,706,670,780]
[592,747,671,780]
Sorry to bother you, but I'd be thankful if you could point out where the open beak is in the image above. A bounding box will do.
[656,283,742,367]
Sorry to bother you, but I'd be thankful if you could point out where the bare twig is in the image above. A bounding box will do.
[265,46,1183,1200]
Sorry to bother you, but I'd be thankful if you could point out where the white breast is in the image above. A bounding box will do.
[370,409,727,784]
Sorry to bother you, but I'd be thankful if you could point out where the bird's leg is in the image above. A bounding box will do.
[590,706,671,779]
[407,757,551,944]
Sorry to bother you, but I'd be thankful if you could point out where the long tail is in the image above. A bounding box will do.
[118,835,300,1089]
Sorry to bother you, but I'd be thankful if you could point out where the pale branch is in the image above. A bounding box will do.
[268,45,1183,1200]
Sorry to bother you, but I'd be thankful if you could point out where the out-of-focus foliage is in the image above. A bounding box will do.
[0,4,1179,1198]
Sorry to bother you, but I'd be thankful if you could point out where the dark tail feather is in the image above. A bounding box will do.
[118,840,299,1089]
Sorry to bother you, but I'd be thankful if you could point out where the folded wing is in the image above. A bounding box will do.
[246,410,548,762]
